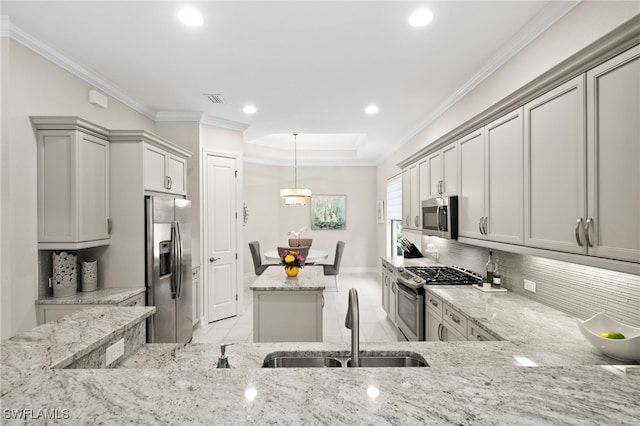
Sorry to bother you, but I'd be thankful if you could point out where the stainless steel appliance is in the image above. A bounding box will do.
[145,196,192,343]
[422,196,458,239]
[395,265,482,341]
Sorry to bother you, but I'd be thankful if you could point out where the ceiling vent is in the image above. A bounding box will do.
[204,94,225,104]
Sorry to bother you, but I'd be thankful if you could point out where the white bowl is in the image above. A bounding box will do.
[577,312,640,362]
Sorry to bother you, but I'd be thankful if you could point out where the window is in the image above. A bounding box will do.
[386,175,403,256]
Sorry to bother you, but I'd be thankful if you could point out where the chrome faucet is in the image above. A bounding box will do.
[216,343,234,368]
[345,288,360,367]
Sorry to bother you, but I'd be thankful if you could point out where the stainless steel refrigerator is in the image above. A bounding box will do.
[145,195,192,343]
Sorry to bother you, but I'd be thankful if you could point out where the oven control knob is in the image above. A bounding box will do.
[397,267,404,273]
[414,277,423,284]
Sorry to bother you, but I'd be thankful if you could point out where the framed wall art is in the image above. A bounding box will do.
[311,195,346,230]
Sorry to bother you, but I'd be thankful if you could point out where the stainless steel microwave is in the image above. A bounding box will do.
[422,196,458,239]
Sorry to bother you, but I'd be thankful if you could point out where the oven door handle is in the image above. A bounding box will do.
[396,284,418,301]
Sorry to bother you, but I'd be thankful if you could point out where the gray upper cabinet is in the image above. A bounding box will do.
[401,162,422,230]
[426,143,458,199]
[459,108,523,244]
[33,117,110,249]
[585,44,640,263]
[524,75,586,255]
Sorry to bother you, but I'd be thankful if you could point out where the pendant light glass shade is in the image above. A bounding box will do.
[280,133,311,205]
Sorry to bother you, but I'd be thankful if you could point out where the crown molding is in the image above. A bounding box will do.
[155,111,250,132]
[200,114,250,132]
[5,18,156,120]
[379,0,579,165]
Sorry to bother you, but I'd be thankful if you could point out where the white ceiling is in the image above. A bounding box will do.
[1,1,578,166]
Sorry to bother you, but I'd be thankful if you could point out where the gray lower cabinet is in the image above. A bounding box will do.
[425,291,498,342]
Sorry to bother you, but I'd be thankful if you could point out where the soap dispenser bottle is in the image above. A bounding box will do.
[216,343,234,368]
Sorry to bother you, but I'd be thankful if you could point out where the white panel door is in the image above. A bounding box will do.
[458,129,485,239]
[485,108,524,245]
[205,154,238,322]
[586,45,640,263]
[524,75,586,254]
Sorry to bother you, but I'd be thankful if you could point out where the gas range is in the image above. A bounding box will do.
[396,265,482,289]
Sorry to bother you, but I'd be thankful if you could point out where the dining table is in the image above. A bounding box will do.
[264,249,329,264]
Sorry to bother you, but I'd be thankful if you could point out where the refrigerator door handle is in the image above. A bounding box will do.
[175,221,184,299]
[170,223,178,298]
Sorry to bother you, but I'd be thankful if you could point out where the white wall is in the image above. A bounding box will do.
[243,163,377,275]
[0,39,157,338]
[376,1,640,258]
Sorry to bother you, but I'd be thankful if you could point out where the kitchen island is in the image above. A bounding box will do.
[1,302,640,424]
[250,265,325,342]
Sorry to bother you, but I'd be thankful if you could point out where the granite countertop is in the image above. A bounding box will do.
[36,287,145,305]
[3,277,640,424]
[250,265,325,291]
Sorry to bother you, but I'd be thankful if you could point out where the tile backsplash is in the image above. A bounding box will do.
[421,236,640,327]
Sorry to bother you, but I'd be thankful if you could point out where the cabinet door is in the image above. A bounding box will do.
[441,143,458,196]
[78,133,110,241]
[425,308,441,341]
[418,159,429,203]
[381,270,390,314]
[524,75,586,254]
[426,151,441,199]
[444,325,466,341]
[485,108,524,245]
[586,45,640,263]
[401,168,411,227]
[458,129,485,239]
[410,164,420,228]
[144,143,168,192]
[167,154,187,195]
[389,281,397,325]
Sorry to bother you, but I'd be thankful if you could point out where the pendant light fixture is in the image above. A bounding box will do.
[280,133,312,205]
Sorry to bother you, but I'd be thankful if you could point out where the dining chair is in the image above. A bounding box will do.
[249,241,275,276]
[288,238,312,248]
[322,241,345,291]
[277,246,310,264]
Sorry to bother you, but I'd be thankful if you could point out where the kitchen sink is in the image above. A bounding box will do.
[262,354,342,368]
[261,351,428,368]
[346,353,428,367]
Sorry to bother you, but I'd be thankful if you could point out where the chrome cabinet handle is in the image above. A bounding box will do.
[392,283,397,294]
[322,295,325,308]
[584,218,594,248]
[438,180,444,195]
[429,298,438,308]
[107,218,112,234]
[478,217,484,234]
[483,217,488,235]
[406,216,410,226]
[414,216,420,227]
[449,313,461,324]
[476,333,486,341]
[575,218,584,247]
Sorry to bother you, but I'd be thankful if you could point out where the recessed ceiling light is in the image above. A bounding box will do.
[409,8,434,28]
[178,7,203,27]
[365,105,379,114]
[243,105,257,114]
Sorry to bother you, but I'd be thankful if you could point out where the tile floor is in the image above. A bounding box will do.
[192,271,399,344]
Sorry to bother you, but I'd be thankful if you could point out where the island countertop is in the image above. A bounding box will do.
[250,265,325,291]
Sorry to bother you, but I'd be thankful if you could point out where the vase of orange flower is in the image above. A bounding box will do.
[280,249,304,277]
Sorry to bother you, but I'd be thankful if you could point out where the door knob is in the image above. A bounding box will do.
[210,257,220,262]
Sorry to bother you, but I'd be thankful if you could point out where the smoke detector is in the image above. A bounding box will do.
[204,94,225,104]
